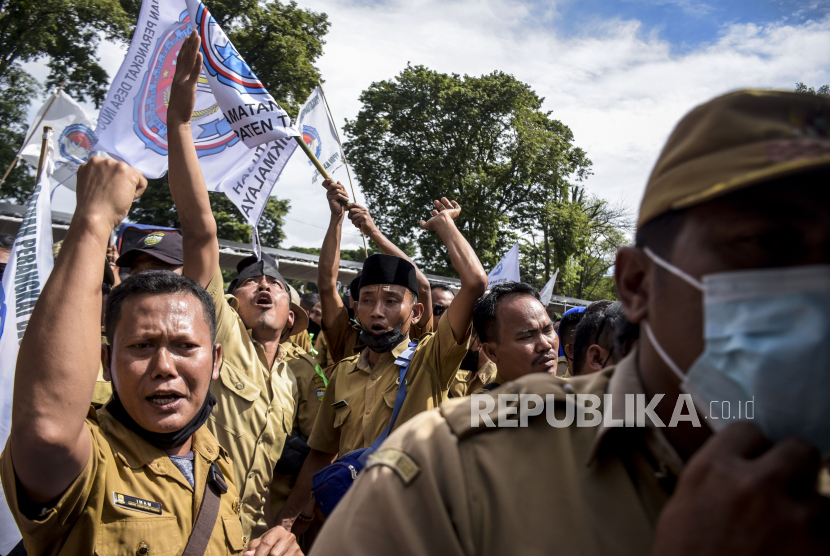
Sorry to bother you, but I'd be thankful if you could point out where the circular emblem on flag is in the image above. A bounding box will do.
[134,11,238,157]
[492,262,503,276]
[302,125,322,167]
[59,124,97,165]
[144,233,165,246]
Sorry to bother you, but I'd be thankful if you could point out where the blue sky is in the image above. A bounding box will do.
[27,0,830,249]
[552,0,829,48]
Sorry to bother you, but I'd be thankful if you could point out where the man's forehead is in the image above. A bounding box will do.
[360,284,408,295]
[496,295,548,326]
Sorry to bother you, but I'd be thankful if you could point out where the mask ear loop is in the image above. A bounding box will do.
[642,321,686,382]
[643,247,704,291]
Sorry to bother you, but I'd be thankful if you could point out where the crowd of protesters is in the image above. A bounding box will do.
[0,31,828,556]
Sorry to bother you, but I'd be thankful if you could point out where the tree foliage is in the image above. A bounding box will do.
[795,82,830,97]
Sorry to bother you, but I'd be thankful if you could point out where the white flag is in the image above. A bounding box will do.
[19,90,100,191]
[539,269,559,306]
[187,0,298,148]
[0,132,56,553]
[94,0,298,227]
[296,86,345,185]
[487,241,521,288]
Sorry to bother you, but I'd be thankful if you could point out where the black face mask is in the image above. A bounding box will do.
[307,320,321,337]
[358,309,413,353]
[460,349,480,372]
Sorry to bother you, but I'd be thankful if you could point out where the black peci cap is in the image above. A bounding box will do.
[233,260,289,293]
[116,232,183,268]
[236,252,278,274]
[357,254,417,299]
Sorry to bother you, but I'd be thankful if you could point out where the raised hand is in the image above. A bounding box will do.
[167,30,203,127]
[419,197,461,232]
[323,178,349,218]
[75,156,147,233]
[347,203,379,236]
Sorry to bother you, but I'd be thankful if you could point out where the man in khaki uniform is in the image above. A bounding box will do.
[317,196,435,366]
[309,90,830,555]
[275,191,488,531]
[447,330,499,397]
[164,32,297,547]
[0,157,284,555]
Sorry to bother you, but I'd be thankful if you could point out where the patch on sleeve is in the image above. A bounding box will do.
[365,448,421,486]
[113,492,162,515]
[316,388,326,401]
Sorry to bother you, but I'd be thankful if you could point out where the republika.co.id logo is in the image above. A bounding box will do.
[133,11,238,157]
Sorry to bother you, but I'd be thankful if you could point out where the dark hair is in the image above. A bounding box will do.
[105,270,217,346]
[0,233,13,251]
[473,282,541,343]
[558,310,585,346]
[573,301,626,375]
[300,292,320,312]
[430,282,455,296]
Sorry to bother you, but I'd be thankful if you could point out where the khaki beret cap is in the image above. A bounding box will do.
[638,89,830,227]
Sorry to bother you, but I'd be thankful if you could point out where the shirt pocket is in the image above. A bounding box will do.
[223,515,247,553]
[95,516,181,556]
[212,362,262,437]
[333,405,351,428]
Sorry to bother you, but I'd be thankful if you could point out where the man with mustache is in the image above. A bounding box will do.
[274,182,487,532]
[164,32,297,545]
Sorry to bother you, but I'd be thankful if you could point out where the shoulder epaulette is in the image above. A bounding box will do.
[440,369,612,442]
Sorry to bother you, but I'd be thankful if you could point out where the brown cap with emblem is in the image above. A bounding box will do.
[638,89,830,227]
[116,232,184,268]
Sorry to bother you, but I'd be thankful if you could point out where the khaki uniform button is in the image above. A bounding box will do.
[137,541,150,555]
[235,383,244,390]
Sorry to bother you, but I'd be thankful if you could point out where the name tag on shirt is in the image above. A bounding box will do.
[113,492,162,515]
[332,400,348,409]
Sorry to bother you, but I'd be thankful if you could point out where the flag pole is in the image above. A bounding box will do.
[34,127,53,186]
[317,82,368,259]
[0,79,67,186]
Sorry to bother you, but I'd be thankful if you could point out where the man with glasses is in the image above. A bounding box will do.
[430,283,455,321]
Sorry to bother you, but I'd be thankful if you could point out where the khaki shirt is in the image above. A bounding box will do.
[323,306,434,366]
[556,355,570,378]
[204,270,296,539]
[92,364,113,407]
[289,330,312,354]
[314,332,330,368]
[447,360,498,398]
[0,407,245,556]
[308,314,468,456]
[310,349,683,556]
[270,342,328,517]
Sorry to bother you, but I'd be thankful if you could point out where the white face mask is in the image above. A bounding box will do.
[642,247,830,457]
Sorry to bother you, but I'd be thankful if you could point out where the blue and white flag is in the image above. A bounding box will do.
[0,131,56,554]
[295,86,345,185]
[95,0,298,228]
[539,269,559,306]
[487,241,521,288]
[186,0,298,148]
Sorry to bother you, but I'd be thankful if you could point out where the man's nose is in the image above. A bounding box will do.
[151,348,178,378]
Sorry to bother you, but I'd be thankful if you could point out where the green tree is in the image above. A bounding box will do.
[795,82,830,97]
[0,64,38,203]
[128,176,290,246]
[343,65,592,277]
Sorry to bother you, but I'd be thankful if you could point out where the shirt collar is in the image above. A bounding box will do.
[97,406,220,485]
[352,336,411,373]
[586,348,684,476]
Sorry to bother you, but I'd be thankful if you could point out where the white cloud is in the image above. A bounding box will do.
[31,0,830,251]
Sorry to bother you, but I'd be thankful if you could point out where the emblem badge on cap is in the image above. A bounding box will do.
[143,233,164,246]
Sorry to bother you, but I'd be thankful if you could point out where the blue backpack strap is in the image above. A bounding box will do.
[358,340,418,465]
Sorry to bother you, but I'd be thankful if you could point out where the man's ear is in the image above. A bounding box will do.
[615,246,651,324]
[481,342,498,365]
[585,344,609,374]
[101,345,112,382]
[211,344,223,380]
[411,302,424,323]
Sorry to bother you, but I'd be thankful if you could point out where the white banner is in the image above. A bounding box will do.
[296,86,344,185]
[94,0,298,227]
[186,0,298,149]
[487,241,521,288]
[539,269,559,306]
[20,90,100,191]
[0,133,56,554]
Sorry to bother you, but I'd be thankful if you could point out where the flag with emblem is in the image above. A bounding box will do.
[19,90,100,191]
[0,130,56,553]
[538,269,559,306]
[95,0,298,230]
[294,86,345,185]
[486,241,521,288]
